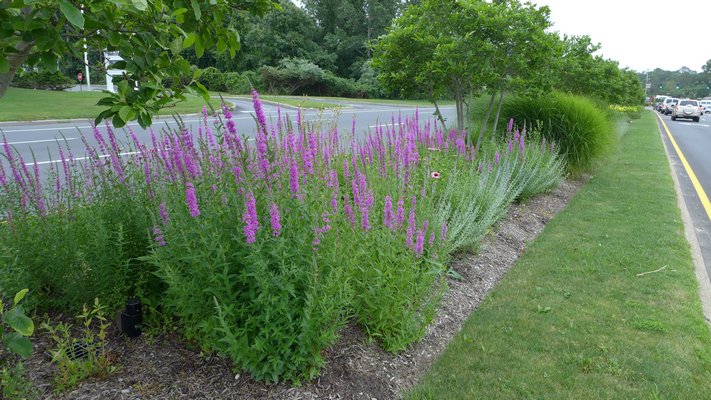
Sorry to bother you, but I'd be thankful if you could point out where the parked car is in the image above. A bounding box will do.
[661,97,679,115]
[671,99,701,122]
[700,99,711,114]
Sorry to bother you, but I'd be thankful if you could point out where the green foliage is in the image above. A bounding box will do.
[259,58,369,97]
[198,67,227,92]
[372,0,558,132]
[41,298,118,393]
[555,36,644,105]
[408,113,711,399]
[0,289,37,399]
[0,0,279,127]
[0,93,564,383]
[503,92,613,174]
[10,71,75,91]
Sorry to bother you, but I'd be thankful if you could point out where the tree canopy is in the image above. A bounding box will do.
[0,0,277,127]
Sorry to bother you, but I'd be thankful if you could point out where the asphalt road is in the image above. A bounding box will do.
[0,98,457,176]
[655,110,711,283]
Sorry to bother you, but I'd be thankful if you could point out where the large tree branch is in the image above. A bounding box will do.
[0,41,36,99]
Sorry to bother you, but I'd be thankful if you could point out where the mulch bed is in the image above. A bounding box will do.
[22,178,583,399]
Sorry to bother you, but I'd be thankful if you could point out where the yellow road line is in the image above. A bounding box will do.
[656,112,711,222]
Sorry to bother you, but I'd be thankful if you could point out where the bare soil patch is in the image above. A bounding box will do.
[23,178,583,399]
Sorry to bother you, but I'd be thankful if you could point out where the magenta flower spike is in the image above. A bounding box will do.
[185,182,200,218]
[152,226,167,247]
[289,159,300,196]
[495,151,500,164]
[269,202,281,237]
[508,139,513,153]
[508,118,514,133]
[441,223,448,242]
[395,197,405,228]
[414,229,425,257]
[159,202,170,225]
[251,89,268,133]
[383,195,393,229]
[243,190,259,244]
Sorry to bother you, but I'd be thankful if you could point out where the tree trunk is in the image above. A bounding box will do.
[453,78,464,133]
[0,41,34,99]
[431,100,448,131]
[491,91,505,135]
[475,92,497,152]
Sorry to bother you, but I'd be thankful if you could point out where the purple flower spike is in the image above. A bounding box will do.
[269,202,281,237]
[495,151,500,164]
[395,197,405,228]
[383,195,393,229]
[159,202,170,225]
[507,118,514,133]
[185,182,200,218]
[251,89,268,132]
[440,223,448,242]
[414,229,425,257]
[289,159,300,196]
[152,226,167,247]
[242,191,259,244]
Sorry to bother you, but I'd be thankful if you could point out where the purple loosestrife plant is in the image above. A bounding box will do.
[185,182,200,218]
[269,202,282,237]
[242,190,259,244]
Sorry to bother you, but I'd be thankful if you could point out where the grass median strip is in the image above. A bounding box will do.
[0,88,226,122]
[407,111,711,399]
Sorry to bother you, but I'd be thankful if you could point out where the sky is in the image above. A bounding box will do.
[529,0,711,73]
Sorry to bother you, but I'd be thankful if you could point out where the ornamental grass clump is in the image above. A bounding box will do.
[0,91,564,382]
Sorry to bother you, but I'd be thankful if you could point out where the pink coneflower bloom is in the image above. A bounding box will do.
[431,171,441,179]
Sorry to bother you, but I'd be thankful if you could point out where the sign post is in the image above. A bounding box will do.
[77,72,83,92]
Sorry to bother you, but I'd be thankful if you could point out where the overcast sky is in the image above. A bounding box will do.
[529,0,711,72]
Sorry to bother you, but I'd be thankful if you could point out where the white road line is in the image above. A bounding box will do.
[8,137,78,145]
[26,151,141,166]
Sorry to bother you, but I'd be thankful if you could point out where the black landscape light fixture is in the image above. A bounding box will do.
[119,298,142,338]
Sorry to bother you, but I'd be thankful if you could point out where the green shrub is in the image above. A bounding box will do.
[502,92,613,174]
[198,67,227,92]
[11,71,75,91]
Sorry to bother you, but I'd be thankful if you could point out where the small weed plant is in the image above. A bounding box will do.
[41,298,118,393]
[0,91,564,382]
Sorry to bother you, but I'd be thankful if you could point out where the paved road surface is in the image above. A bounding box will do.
[655,111,711,285]
[0,98,457,177]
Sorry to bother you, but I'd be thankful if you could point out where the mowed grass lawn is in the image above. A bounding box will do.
[408,111,711,399]
[0,87,226,122]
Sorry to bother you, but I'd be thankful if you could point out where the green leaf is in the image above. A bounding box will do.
[131,0,148,11]
[183,33,197,48]
[216,38,226,53]
[190,0,202,20]
[110,60,127,70]
[4,333,32,358]
[5,306,34,336]
[0,57,8,74]
[194,36,204,58]
[58,0,84,29]
[170,37,183,55]
[194,81,210,102]
[118,105,134,122]
[13,289,29,305]
[112,113,126,128]
[108,31,121,47]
